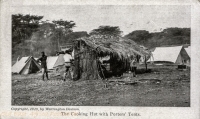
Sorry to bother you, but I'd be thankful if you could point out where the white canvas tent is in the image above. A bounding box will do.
[47,54,65,70]
[12,56,41,74]
[148,46,190,64]
[185,46,191,57]
[184,46,191,66]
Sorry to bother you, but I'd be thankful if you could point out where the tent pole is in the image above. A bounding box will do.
[58,32,60,51]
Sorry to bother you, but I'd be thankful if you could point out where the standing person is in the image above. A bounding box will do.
[130,57,137,77]
[63,61,71,81]
[63,65,70,81]
[69,59,75,80]
[37,52,49,81]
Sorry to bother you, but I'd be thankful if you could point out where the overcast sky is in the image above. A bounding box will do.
[11,5,191,35]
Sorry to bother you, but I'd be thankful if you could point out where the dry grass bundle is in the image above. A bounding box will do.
[77,35,150,59]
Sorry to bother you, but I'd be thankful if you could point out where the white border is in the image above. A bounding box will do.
[0,0,200,119]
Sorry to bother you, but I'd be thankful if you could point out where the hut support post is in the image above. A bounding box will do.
[145,55,147,72]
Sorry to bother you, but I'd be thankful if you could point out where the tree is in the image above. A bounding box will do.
[52,19,76,51]
[124,30,150,44]
[90,26,122,37]
[52,19,76,35]
[124,28,190,48]
[12,14,43,47]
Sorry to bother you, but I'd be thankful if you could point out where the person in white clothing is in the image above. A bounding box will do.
[130,57,137,77]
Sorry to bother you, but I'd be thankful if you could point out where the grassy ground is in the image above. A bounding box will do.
[12,65,190,106]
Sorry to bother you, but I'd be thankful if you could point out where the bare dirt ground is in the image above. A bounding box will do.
[12,65,190,106]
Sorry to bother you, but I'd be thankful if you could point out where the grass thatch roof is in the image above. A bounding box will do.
[77,35,150,59]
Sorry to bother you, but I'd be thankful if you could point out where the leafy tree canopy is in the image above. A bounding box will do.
[12,14,44,47]
[90,26,122,37]
[52,19,76,35]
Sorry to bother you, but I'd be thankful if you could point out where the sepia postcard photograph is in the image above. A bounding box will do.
[0,0,200,119]
[11,5,191,106]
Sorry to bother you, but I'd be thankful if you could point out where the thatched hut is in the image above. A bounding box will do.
[73,35,150,80]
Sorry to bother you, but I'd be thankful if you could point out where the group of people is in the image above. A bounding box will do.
[36,51,74,81]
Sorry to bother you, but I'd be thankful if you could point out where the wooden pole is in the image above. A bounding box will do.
[58,32,60,51]
[145,55,147,72]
